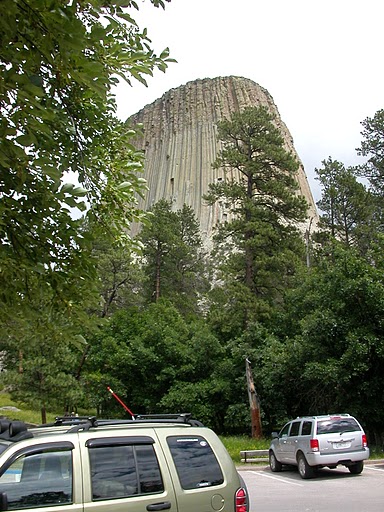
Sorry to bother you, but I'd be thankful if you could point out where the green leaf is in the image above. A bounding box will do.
[60,183,75,194]
[116,12,137,26]
[160,47,170,59]
[116,181,133,191]
[24,83,45,97]
[16,133,36,147]
[126,162,143,170]
[71,186,88,197]
[129,70,148,86]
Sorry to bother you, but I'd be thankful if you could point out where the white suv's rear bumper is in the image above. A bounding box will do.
[306,448,370,467]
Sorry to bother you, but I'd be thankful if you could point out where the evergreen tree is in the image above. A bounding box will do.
[92,234,144,318]
[357,109,384,231]
[358,109,384,196]
[138,200,209,316]
[314,157,375,252]
[204,106,308,333]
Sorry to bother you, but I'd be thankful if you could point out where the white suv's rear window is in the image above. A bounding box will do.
[316,417,361,434]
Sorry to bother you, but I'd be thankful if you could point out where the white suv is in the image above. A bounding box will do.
[269,413,369,479]
[0,414,249,511]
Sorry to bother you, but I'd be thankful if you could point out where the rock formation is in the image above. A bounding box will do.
[129,76,318,243]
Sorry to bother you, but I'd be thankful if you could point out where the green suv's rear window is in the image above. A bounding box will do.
[167,436,224,490]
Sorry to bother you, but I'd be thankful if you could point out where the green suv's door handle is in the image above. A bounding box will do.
[147,502,172,511]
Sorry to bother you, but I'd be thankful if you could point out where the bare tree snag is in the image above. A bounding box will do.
[245,357,263,438]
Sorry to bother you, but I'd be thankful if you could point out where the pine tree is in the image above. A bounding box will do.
[315,158,375,253]
[139,200,209,316]
[204,106,308,331]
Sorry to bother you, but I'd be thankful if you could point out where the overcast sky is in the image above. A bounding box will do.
[114,0,384,202]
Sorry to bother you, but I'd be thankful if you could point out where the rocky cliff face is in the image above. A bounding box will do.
[129,76,318,242]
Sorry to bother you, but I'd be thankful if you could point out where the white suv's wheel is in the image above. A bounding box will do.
[297,452,315,479]
[348,461,364,474]
[269,451,282,472]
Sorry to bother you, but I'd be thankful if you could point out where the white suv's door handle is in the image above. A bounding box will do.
[147,502,172,511]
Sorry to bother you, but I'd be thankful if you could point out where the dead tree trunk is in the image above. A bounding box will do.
[41,405,47,425]
[245,358,263,438]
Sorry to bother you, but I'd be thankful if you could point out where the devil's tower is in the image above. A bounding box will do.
[129,76,318,242]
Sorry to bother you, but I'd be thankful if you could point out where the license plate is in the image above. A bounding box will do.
[333,441,351,449]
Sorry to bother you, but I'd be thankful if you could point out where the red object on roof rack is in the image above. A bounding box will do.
[107,386,135,419]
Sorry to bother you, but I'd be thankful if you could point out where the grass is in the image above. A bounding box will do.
[368,446,384,459]
[0,392,52,424]
[0,391,95,425]
[220,435,270,464]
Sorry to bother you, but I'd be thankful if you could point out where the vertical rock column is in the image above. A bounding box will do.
[128,76,318,243]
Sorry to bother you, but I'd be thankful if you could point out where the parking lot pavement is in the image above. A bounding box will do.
[238,461,384,512]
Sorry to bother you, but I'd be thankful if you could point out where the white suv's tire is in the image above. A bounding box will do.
[348,461,364,474]
[297,453,315,479]
[269,451,282,472]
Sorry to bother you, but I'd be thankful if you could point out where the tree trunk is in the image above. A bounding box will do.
[305,217,314,268]
[245,358,263,438]
[75,344,90,380]
[18,350,23,373]
[41,405,47,424]
[155,247,161,301]
[244,173,255,291]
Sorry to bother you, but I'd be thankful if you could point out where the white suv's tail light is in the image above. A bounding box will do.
[310,439,319,451]
[235,487,248,512]
[362,434,368,448]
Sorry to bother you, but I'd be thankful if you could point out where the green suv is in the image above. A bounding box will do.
[0,414,249,511]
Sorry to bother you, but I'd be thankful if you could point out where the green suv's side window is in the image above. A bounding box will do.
[88,442,163,501]
[167,436,224,490]
[0,449,72,510]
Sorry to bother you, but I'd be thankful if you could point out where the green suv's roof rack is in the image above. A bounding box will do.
[0,419,33,442]
[0,414,204,441]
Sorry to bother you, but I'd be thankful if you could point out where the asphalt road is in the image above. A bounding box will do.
[239,461,384,512]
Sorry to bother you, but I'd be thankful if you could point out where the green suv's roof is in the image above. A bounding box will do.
[0,413,204,444]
